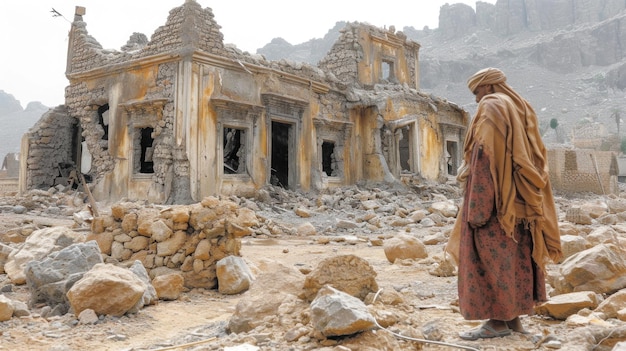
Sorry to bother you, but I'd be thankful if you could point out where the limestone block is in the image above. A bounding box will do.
[152,273,184,300]
[67,263,146,317]
[301,254,378,302]
[171,207,191,223]
[121,213,138,232]
[594,289,626,319]
[560,235,589,260]
[156,230,186,256]
[297,222,317,236]
[216,256,254,295]
[5,227,86,285]
[383,234,428,263]
[0,295,15,322]
[310,286,376,337]
[535,291,600,320]
[194,239,211,260]
[428,200,458,218]
[125,236,150,252]
[150,220,173,242]
[86,231,114,256]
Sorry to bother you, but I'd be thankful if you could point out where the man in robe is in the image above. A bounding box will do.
[447,68,562,340]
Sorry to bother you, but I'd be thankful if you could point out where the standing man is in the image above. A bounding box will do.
[448,68,562,340]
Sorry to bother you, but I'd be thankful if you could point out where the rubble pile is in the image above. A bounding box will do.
[0,183,625,350]
[88,196,258,289]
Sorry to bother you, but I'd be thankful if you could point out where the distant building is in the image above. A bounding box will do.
[20,1,467,204]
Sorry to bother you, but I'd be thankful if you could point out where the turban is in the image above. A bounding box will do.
[467,67,507,92]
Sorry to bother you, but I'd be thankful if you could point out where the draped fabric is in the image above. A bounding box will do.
[446,68,562,272]
[457,144,546,320]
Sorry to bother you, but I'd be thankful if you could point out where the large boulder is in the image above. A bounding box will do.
[67,263,147,317]
[5,227,85,284]
[25,240,103,313]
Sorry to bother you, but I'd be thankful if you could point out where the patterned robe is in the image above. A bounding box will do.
[457,144,546,321]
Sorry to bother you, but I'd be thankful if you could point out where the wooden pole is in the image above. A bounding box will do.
[79,171,99,217]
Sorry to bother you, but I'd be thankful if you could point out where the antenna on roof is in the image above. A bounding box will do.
[51,8,71,23]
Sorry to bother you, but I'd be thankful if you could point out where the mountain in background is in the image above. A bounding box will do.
[257,0,626,148]
[0,90,49,165]
[4,0,626,165]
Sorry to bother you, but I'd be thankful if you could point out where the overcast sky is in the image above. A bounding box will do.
[0,0,494,108]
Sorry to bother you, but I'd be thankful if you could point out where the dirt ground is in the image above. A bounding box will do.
[0,187,606,351]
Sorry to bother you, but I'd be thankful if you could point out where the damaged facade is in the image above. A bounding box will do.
[20,1,467,204]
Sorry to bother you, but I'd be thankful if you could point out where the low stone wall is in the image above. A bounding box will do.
[548,148,618,195]
[87,196,259,289]
[0,177,18,195]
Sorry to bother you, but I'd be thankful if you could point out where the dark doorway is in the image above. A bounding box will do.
[98,103,109,142]
[322,141,335,176]
[139,127,154,174]
[271,121,291,188]
[399,126,411,172]
[223,127,244,174]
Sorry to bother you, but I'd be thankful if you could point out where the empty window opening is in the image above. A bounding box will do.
[271,121,291,188]
[223,127,246,174]
[382,60,395,82]
[399,126,411,172]
[446,140,458,176]
[322,141,336,176]
[134,127,154,174]
[98,104,110,141]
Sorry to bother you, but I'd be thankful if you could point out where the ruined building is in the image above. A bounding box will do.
[19,0,467,204]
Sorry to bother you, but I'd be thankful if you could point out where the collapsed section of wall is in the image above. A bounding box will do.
[23,106,79,190]
[87,196,258,288]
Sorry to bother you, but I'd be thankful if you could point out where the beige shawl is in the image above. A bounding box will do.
[446,68,562,271]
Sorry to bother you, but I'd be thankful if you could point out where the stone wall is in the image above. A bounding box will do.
[24,106,77,189]
[87,196,259,289]
[548,148,619,195]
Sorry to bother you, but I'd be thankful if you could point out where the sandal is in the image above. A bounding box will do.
[459,323,511,341]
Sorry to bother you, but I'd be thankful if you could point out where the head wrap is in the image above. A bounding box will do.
[467,67,507,92]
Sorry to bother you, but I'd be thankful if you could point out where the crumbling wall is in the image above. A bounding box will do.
[87,196,258,288]
[47,1,467,204]
[318,23,362,85]
[548,148,619,195]
[24,106,78,189]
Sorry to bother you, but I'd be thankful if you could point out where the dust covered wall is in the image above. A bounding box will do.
[64,62,178,204]
[48,2,467,203]
[23,106,78,189]
[352,106,391,183]
[354,26,420,89]
[548,148,618,195]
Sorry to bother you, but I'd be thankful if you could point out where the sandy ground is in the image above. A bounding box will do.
[0,227,566,351]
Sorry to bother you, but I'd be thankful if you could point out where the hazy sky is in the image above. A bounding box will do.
[0,0,494,107]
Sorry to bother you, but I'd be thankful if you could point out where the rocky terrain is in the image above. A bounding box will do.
[3,1,626,350]
[0,178,626,350]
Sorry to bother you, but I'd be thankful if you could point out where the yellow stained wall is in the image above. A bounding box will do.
[90,65,161,203]
[419,115,443,180]
[356,27,413,88]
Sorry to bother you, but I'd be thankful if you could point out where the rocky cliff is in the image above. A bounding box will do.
[258,0,626,147]
[0,91,49,166]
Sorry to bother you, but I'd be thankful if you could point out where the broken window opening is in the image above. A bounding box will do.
[446,140,458,176]
[134,127,154,174]
[321,140,336,177]
[271,121,291,188]
[223,127,246,174]
[98,104,110,142]
[399,126,411,172]
[382,60,395,83]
